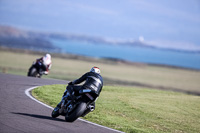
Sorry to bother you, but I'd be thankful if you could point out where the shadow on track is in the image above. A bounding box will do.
[11,112,66,122]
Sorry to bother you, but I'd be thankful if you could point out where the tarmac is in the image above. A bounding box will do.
[0,73,122,133]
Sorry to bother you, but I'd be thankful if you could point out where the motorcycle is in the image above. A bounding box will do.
[51,86,98,122]
[27,60,47,78]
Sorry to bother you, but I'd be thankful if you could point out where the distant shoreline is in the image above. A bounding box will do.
[1,46,199,72]
[1,25,200,70]
[1,25,200,54]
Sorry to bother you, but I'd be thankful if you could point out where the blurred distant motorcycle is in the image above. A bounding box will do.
[27,54,52,78]
[27,61,47,78]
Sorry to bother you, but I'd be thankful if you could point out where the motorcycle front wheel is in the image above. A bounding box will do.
[51,107,60,118]
[28,67,39,77]
[65,102,87,122]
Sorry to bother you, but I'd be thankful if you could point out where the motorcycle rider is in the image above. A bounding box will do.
[57,66,103,111]
[35,53,52,75]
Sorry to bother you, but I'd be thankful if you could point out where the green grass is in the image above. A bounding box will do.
[32,85,200,133]
[1,49,200,132]
[1,50,200,93]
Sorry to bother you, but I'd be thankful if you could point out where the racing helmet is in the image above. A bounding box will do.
[45,54,51,60]
[43,54,51,65]
[90,67,100,74]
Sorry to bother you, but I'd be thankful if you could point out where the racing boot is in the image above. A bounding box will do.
[56,90,72,108]
[56,85,74,109]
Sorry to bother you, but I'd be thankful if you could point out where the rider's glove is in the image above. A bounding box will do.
[68,81,73,85]
[44,71,49,75]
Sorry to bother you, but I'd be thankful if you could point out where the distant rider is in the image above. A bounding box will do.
[36,53,52,75]
[57,67,103,110]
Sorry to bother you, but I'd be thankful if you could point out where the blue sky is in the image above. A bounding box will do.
[0,0,200,51]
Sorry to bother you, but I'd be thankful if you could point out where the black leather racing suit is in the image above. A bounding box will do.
[67,72,103,97]
[58,72,103,110]
[62,72,103,111]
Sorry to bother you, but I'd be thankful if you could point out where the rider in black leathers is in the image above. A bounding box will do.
[57,67,103,110]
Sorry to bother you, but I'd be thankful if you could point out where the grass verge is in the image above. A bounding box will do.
[1,49,200,94]
[32,85,200,133]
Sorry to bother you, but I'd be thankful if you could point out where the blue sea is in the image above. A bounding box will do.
[51,39,200,70]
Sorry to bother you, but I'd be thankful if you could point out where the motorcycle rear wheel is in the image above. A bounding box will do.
[65,102,87,122]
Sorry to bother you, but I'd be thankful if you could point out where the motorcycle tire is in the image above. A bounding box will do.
[65,102,87,122]
[29,67,39,77]
[51,107,60,118]
[27,66,33,76]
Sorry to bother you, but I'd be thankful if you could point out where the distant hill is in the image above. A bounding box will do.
[0,25,59,52]
[0,25,199,54]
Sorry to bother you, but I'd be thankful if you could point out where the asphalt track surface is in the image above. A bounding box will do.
[0,73,122,133]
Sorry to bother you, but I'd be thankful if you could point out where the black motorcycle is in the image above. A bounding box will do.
[27,60,47,78]
[51,86,98,122]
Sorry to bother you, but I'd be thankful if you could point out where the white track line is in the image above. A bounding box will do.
[25,86,124,133]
